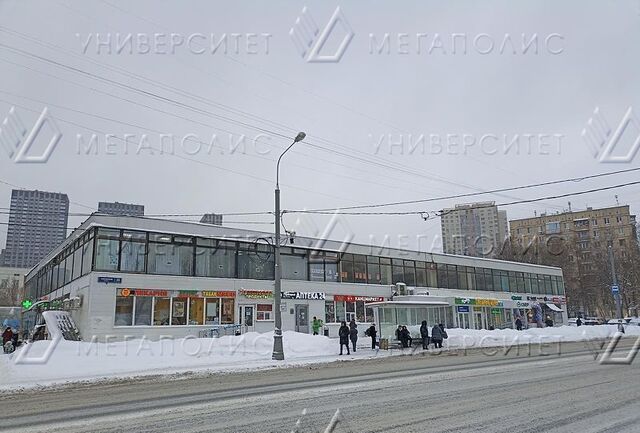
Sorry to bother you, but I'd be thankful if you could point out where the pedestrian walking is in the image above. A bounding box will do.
[312,316,323,335]
[431,323,443,349]
[2,327,14,354]
[365,323,377,349]
[349,319,358,352]
[515,317,523,331]
[338,321,350,355]
[420,320,430,350]
[545,315,554,328]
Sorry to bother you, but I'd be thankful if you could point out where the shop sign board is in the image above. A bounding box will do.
[239,289,273,299]
[511,295,522,300]
[282,291,326,300]
[333,295,383,302]
[455,297,502,307]
[491,308,502,315]
[457,306,470,313]
[118,288,236,298]
[516,301,530,308]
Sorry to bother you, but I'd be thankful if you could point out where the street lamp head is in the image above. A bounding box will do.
[294,132,306,143]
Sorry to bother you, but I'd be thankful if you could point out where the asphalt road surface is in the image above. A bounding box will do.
[2,339,639,433]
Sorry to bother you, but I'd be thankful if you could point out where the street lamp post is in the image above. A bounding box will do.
[272,131,306,361]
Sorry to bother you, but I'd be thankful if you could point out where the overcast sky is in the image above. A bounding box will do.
[0,0,639,252]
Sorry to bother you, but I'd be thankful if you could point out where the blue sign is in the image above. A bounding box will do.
[457,306,470,313]
[611,285,619,294]
[98,277,122,284]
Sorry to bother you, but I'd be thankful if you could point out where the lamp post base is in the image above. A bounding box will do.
[272,330,284,360]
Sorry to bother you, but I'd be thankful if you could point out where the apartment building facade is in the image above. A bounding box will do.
[441,202,508,257]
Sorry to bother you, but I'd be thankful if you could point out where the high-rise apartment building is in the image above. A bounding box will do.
[200,213,223,226]
[97,201,144,217]
[2,189,69,268]
[440,202,508,257]
[509,205,639,317]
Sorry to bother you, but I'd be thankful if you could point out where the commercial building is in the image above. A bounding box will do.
[509,205,639,317]
[24,215,566,341]
[0,266,25,305]
[200,213,223,226]
[2,189,69,268]
[98,201,145,217]
[441,202,508,257]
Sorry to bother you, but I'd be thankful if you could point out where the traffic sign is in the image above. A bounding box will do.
[611,285,619,294]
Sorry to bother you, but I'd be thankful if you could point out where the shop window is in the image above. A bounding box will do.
[392,265,404,284]
[221,298,235,324]
[380,263,392,285]
[335,301,346,322]
[196,245,236,278]
[153,297,171,325]
[114,296,133,326]
[354,261,367,283]
[171,299,187,325]
[356,301,365,322]
[340,259,354,283]
[257,304,273,321]
[415,267,427,287]
[148,243,194,276]
[72,246,82,280]
[281,253,308,280]
[95,238,119,271]
[134,296,153,326]
[82,238,93,275]
[345,302,356,322]
[403,266,416,286]
[237,245,274,280]
[189,298,204,325]
[309,261,325,281]
[121,240,146,273]
[205,298,220,324]
[325,301,336,323]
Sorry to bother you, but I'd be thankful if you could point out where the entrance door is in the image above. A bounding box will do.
[295,304,309,333]
[457,313,470,329]
[474,311,485,330]
[240,305,255,333]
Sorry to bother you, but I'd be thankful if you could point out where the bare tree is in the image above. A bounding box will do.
[0,278,22,306]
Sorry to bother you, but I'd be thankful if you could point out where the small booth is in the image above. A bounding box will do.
[368,296,454,342]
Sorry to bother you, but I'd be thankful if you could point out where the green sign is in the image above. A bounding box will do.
[511,295,522,301]
[21,299,33,309]
[491,308,502,314]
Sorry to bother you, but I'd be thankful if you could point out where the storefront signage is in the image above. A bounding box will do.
[282,291,326,300]
[133,289,169,297]
[526,295,566,304]
[202,291,236,298]
[455,297,502,307]
[98,276,122,284]
[516,301,530,308]
[121,288,131,297]
[333,295,382,302]
[457,306,470,313]
[511,295,522,300]
[491,308,502,315]
[239,290,273,299]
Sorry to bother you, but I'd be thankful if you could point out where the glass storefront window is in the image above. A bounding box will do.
[171,299,187,325]
[325,301,335,323]
[221,298,235,324]
[281,253,308,280]
[134,296,152,326]
[380,263,392,285]
[237,246,274,280]
[121,240,146,273]
[82,238,93,275]
[335,301,345,322]
[148,243,193,276]
[356,301,365,322]
[416,267,427,287]
[256,304,273,321]
[354,261,367,283]
[196,245,236,278]
[114,296,133,326]
[340,260,354,283]
[95,238,119,271]
[189,298,204,325]
[153,297,171,325]
[205,298,220,324]
[309,262,325,281]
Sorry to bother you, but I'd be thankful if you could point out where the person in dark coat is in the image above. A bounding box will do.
[366,323,377,349]
[420,321,430,350]
[338,321,350,355]
[395,325,402,342]
[2,327,13,346]
[431,324,443,348]
[576,317,583,327]
[515,317,523,331]
[349,319,358,352]
[400,325,412,348]
[545,316,554,328]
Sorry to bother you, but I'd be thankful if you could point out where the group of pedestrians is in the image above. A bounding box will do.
[396,322,448,349]
[337,319,379,355]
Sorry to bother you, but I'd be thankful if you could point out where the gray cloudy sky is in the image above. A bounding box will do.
[0,0,639,252]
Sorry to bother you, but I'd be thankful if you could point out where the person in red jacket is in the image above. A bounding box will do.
[2,327,14,346]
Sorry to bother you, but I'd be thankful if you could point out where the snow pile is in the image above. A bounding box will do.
[1,325,638,389]
[443,325,640,350]
[0,331,349,389]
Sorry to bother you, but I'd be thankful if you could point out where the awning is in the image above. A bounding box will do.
[545,303,563,312]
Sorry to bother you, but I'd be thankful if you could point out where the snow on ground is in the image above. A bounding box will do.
[1,325,638,390]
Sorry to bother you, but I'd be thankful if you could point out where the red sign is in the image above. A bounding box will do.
[202,291,236,298]
[134,289,169,297]
[334,295,384,303]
